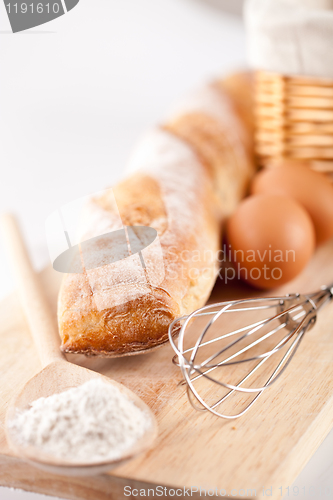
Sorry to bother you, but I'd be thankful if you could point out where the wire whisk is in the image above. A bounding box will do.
[168,283,333,419]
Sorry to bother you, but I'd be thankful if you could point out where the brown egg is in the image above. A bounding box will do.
[226,194,315,289]
[251,162,333,245]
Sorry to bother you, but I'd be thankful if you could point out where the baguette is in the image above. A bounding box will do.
[58,72,255,356]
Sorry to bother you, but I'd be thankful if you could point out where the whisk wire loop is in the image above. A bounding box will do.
[169,285,333,419]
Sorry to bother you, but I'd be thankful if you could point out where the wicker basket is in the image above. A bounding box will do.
[255,70,333,183]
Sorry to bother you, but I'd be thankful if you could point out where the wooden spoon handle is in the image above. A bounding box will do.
[0,213,65,368]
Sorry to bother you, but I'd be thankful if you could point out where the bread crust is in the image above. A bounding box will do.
[58,72,255,356]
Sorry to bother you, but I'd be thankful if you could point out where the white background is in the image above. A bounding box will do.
[0,0,332,499]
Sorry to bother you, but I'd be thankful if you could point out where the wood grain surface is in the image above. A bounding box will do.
[1,241,333,500]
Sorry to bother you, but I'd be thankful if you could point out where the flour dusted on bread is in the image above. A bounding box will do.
[127,128,213,231]
[167,84,241,134]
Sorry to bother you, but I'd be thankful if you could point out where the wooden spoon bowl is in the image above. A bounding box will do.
[6,361,158,476]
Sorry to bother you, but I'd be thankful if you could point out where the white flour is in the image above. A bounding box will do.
[9,379,151,463]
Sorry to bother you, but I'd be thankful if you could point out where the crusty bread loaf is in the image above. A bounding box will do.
[58,72,255,356]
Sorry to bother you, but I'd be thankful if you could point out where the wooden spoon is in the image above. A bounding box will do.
[0,213,158,476]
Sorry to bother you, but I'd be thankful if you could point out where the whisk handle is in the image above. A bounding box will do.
[320,283,333,300]
[309,283,333,313]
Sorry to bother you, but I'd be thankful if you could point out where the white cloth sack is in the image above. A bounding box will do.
[244,0,333,78]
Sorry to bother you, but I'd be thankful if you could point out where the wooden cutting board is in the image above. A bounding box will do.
[1,241,333,500]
